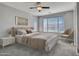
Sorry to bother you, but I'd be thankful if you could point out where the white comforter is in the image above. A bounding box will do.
[15,32,58,52]
[30,32,58,51]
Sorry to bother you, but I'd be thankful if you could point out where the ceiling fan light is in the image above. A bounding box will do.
[37,7,42,12]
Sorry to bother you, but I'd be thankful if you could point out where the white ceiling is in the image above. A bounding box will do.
[1,2,76,16]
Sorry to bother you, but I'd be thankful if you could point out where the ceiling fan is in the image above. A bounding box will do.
[29,2,50,12]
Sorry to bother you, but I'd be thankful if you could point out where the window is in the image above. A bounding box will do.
[58,16,64,33]
[43,19,47,32]
[33,19,38,31]
[48,17,58,32]
[33,16,64,33]
[43,16,64,33]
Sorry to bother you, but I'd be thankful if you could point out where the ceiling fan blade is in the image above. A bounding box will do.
[36,2,41,5]
[42,7,50,9]
[29,7,37,9]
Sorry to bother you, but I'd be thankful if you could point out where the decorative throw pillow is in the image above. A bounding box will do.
[17,29,26,35]
[26,29,32,34]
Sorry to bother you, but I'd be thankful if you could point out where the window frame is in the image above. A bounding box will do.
[43,16,64,33]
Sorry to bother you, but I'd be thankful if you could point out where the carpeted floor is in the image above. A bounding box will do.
[0,40,77,56]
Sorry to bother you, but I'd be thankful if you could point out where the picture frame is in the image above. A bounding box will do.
[15,16,28,25]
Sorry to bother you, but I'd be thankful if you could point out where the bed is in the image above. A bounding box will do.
[15,32,39,45]
[15,32,58,52]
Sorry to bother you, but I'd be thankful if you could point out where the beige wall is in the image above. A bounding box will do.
[0,3,74,37]
[64,11,73,30]
[0,3,37,37]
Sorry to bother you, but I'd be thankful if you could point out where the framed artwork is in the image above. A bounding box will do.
[15,16,28,25]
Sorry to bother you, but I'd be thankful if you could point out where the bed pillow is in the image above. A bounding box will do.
[17,29,27,35]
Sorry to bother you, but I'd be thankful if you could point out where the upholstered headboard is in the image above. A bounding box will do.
[9,25,33,36]
[14,25,33,30]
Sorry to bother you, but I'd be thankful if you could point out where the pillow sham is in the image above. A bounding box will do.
[17,29,26,35]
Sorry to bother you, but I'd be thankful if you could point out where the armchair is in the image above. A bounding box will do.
[61,29,74,42]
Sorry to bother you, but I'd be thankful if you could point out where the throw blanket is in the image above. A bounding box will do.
[29,32,58,51]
